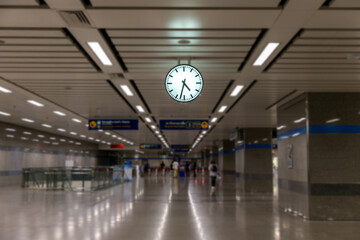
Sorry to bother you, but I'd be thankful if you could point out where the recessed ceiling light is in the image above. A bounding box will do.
[88,137,94,140]
[136,105,145,113]
[277,125,286,130]
[202,131,207,134]
[96,139,101,142]
[105,132,110,135]
[211,117,217,123]
[151,125,156,129]
[43,141,50,144]
[32,139,39,142]
[80,135,86,138]
[155,130,159,134]
[53,111,66,116]
[218,105,227,113]
[57,128,66,132]
[50,137,56,140]
[145,117,151,123]
[21,137,28,140]
[70,132,77,135]
[98,129,103,132]
[76,142,81,145]
[253,42,280,66]
[42,124,52,128]
[87,42,112,66]
[178,39,191,44]
[230,85,244,97]
[326,118,340,124]
[27,100,44,107]
[60,139,66,142]
[5,128,16,132]
[23,132,32,135]
[294,117,306,124]
[118,137,123,140]
[6,134,14,138]
[0,86,12,93]
[112,135,117,138]
[37,135,44,138]
[22,118,34,123]
[72,118,82,123]
[0,111,11,116]
[52,142,59,145]
[120,85,133,96]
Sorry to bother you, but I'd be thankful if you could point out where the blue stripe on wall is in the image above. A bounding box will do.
[235,144,272,151]
[309,125,360,134]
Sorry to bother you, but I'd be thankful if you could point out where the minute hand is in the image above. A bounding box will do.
[184,81,191,91]
[179,81,185,99]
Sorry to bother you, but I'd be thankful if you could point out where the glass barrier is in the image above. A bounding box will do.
[22,167,125,191]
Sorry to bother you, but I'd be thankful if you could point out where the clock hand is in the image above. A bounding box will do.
[179,80,185,99]
[184,82,191,91]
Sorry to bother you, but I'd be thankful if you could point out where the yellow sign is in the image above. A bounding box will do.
[201,121,208,129]
[89,121,97,129]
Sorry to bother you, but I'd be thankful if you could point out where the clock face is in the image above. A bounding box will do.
[165,64,203,103]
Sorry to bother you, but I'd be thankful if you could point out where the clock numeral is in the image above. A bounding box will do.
[183,95,185,100]
[175,94,178,98]
[167,82,172,84]
[195,89,199,92]
[175,69,178,73]
[190,94,193,98]
[183,67,185,72]
[196,82,201,84]
[195,74,199,77]
[190,68,193,72]
[169,75,173,78]
[169,89,173,93]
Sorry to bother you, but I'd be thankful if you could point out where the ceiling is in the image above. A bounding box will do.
[0,0,359,153]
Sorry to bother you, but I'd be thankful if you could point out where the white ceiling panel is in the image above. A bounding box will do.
[330,0,360,8]
[0,0,39,6]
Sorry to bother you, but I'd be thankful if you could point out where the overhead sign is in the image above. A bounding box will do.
[140,144,162,150]
[171,145,192,152]
[88,119,138,130]
[111,144,124,149]
[159,120,209,130]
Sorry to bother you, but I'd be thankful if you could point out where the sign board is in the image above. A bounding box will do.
[111,144,124,149]
[140,144,162,150]
[159,120,208,130]
[171,144,191,152]
[88,119,138,130]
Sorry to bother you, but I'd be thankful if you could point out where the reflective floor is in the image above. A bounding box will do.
[1,176,360,240]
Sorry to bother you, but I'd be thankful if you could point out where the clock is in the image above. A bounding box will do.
[165,64,203,103]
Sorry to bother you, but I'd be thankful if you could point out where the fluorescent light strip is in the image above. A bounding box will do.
[105,132,110,135]
[57,128,66,132]
[53,111,66,116]
[0,86,12,93]
[218,105,227,113]
[27,100,44,107]
[0,111,11,116]
[41,124,52,128]
[230,85,244,97]
[211,117,217,123]
[277,125,286,130]
[23,132,32,135]
[253,42,280,66]
[5,128,16,132]
[22,118,34,123]
[72,118,82,123]
[151,125,156,129]
[145,117,151,123]
[87,42,112,66]
[136,105,145,113]
[120,85,133,96]
[294,117,306,124]
[70,132,77,135]
[50,137,56,140]
[326,118,340,124]
[6,134,14,138]
[80,135,86,138]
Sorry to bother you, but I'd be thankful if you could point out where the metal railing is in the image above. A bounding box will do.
[22,167,124,191]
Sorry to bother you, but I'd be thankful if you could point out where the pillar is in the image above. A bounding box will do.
[235,128,273,193]
[210,146,219,165]
[218,140,235,175]
[277,93,360,220]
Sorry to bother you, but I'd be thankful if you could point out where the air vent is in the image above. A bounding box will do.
[59,11,91,27]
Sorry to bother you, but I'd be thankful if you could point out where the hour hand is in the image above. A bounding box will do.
[182,79,191,91]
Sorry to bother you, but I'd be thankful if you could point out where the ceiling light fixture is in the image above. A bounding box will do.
[120,85,133,96]
[145,117,151,123]
[22,118,34,123]
[87,42,113,66]
[70,132,77,135]
[23,132,32,135]
[53,111,66,116]
[0,86,12,93]
[105,132,110,135]
[253,42,280,66]
[57,128,66,132]
[0,111,11,116]
[5,128,16,132]
[294,117,306,124]
[230,85,244,97]
[326,118,340,124]
[211,117,217,123]
[27,100,44,107]
[151,125,156,129]
[136,105,145,113]
[277,125,286,130]
[218,105,228,113]
[72,118,82,123]
[41,124,52,128]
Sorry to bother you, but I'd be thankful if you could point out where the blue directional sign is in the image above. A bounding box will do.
[159,120,209,130]
[171,145,192,152]
[140,144,162,150]
[88,119,138,130]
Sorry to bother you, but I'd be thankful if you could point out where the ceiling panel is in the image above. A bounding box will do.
[330,0,360,8]
[0,0,39,6]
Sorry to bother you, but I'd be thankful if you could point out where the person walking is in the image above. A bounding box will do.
[208,160,218,190]
[172,160,179,178]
